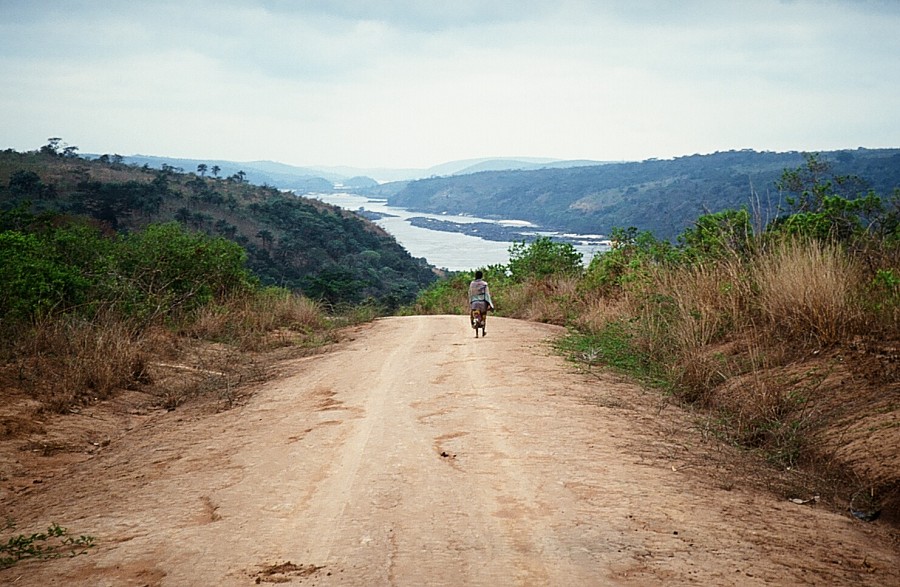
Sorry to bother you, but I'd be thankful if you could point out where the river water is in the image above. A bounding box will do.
[311,192,609,272]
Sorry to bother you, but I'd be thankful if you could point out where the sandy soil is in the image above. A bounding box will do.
[1,315,898,586]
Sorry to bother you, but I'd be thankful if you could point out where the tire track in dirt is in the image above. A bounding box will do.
[1,315,897,586]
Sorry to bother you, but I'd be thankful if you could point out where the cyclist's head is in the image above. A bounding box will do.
[475,270,483,279]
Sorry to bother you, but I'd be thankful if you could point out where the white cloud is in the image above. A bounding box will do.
[1,0,898,167]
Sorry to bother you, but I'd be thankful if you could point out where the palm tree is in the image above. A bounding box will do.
[256,229,274,249]
[174,207,192,224]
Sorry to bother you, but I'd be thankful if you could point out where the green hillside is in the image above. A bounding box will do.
[0,146,436,307]
[381,149,900,240]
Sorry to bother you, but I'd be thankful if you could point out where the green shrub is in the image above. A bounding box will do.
[1,218,258,329]
[508,237,582,282]
[678,208,754,260]
[582,227,677,293]
[0,230,89,323]
[411,273,469,315]
[114,222,256,319]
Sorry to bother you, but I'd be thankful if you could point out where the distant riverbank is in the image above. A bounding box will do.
[310,192,609,271]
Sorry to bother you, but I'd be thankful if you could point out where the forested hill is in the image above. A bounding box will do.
[379,149,900,240]
[0,148,436,307]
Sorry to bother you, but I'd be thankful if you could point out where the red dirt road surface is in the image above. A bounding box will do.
[2,316,898,585]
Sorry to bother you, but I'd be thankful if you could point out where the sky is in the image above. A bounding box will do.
[2,0,899,170]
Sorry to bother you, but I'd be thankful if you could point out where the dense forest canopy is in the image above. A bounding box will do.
[376,149,900,240]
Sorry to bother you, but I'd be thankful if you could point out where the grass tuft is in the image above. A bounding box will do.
[754,239,862,345]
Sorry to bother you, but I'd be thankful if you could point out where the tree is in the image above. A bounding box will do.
[256,229,274,249]
[583,227,676,292]
[507,237,582,282]
[773,153,884,242]
[678,208,754,260]
[197,163,208,177]
[174,207,192,224]
[8,170,43,197]
[303,265,366,304]
[211,165,221,178]
[214,219,237,238]
[40,137,63,156]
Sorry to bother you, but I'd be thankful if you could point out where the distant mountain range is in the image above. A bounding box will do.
[96,154,609,187]
[421,157,611,177]
[85,148,900,241]
[377,148,900,240]
[105,155,342,191]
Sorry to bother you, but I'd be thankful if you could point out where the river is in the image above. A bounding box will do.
[310,192,609,272]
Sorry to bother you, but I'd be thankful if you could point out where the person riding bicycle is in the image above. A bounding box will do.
[468,270,494,334]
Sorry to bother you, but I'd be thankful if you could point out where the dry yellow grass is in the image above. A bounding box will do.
[754,239,862,344]
[500,276,581,324]
[1,288,333,414]
[572,295,633,334]
[17,313,147,413]
[184,289,325,350]
[650,261,750,352]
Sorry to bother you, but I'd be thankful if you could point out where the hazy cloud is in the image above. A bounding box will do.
[1,0,897,167]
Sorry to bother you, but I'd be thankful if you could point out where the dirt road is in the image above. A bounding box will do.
[2,316,898,585]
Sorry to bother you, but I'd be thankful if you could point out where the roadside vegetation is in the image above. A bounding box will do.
[411,154,900,523]
[0,141,436,309]
[0,143,414,567]
[0,141,419,416]
[0,205,354,413]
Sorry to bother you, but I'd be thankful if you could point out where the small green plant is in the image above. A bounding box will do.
[0,521,95,569]
[557,321,665,385]
[873,268,900,291]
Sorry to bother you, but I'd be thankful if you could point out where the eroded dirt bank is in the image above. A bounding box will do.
[1,316,897,585]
